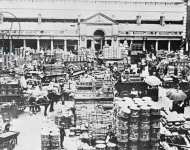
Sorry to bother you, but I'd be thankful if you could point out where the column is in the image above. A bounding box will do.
[105,40,107,46]
[92,39,95,50]
[51,39,53,51]
[130,40,133,48]
[78,39,80,49]
[168,40,171,52]
[9,39,12,54]
[155,40,158,52]
[111,38,115,58]
[186,40,188,52]
[23,39,26,48]
[37,39,40,51]
[143,40,146,51]
[64,40,67,52]
[116,39,119,58]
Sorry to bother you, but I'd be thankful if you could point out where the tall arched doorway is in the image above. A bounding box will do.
[94,30,105,54]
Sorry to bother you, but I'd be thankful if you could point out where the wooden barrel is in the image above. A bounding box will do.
[151,118,160,129]
[150,105,161,116]
[129,126,139,142]
[139,129,150,142]
[130,106,140,118]
[151,142,160,150]
[117,142,128,150]
[118,128,128,135]
[139,142,150,150]
[140,120,150,130]
[117,133,129,143]
[140,105,150,117]
[119,107,130,119]
[128,141,138,150]
[95,144,106,150]
[150,128,160,142]
[117,118,128,129]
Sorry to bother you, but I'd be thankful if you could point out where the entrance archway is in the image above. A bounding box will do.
[93,30,105,54]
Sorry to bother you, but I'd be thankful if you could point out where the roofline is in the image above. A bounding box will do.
[82,12,118,24]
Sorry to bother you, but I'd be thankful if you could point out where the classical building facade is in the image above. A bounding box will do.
[0,0,187,56]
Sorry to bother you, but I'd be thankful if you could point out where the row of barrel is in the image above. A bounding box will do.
[114,97,161,150]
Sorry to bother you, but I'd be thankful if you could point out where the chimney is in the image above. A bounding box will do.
[160,16,165,26]
[38,13,42,24]
[136,15,141,25]
[0,13,3,24]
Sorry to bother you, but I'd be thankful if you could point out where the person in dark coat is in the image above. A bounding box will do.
[174,65,178,76]
[47,90,56,112]
[71,107,76,126]
[37,96,49,116]
[59,124,66,149]
[29,96,36,114]
[147,86,158,102]
[164,66,168,75]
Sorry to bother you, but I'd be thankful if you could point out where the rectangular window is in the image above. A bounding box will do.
[87,40,91,48]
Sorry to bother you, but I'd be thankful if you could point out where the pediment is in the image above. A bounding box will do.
[82,13,117,25]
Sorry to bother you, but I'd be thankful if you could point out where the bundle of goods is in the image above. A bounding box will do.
[41,122,60,150]
[114,96,161,150]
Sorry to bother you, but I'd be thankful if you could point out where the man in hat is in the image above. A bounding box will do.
[59,123,66,149]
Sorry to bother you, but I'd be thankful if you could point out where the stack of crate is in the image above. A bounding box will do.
[75,104,90,127]
[150,103,161,150]
[88,106,113,140]
[41,124,60,150]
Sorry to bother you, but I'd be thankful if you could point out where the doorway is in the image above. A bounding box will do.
[94,30,105,55]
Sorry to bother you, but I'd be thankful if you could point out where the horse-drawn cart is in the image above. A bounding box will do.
[0,79,26,112]
[0,131,19,150]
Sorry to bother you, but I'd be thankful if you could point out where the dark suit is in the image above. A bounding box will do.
[60,127,66,148]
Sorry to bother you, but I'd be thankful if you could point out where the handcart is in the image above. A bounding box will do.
[0,131,19,150]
